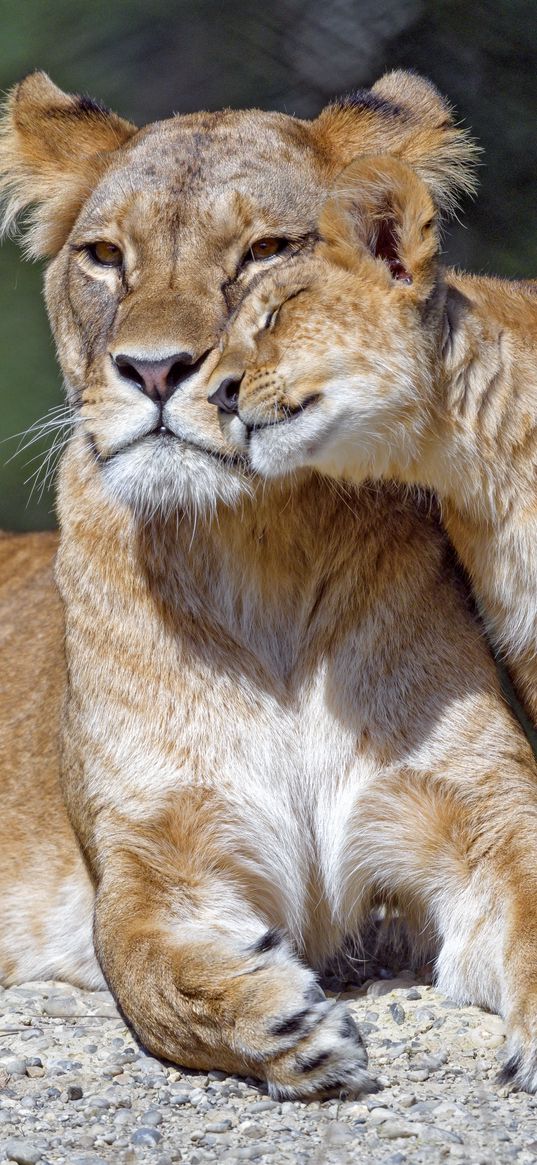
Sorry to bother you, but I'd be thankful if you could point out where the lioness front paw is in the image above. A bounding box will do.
[265,998,377,1101]
[234,931,378,1100]
[102,924,378,1100]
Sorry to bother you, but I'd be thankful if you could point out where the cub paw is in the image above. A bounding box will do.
[498,997,537,1093]
[498,1041,537,1093]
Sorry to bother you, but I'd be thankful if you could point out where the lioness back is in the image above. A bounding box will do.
[0,531,102,986]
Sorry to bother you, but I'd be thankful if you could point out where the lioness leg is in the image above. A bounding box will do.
[355,762,537,1090]
[437,845,537,1092]
[92,792,377,1100]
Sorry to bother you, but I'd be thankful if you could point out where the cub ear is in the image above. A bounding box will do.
[0,71,138,258]
[319,155,440,300]
[314,69,478,217]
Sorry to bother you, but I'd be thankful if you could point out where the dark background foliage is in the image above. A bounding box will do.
[2,0,536,529]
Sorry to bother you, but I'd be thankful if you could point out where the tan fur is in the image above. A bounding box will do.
[0,72,137,258]
[215,156,537,730]
[2,73,537,1096]
[0,532,103,987]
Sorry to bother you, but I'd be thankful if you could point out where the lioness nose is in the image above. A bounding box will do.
[112,352,199,401]
[208,377,241,414]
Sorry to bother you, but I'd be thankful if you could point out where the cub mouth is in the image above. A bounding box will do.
[241,393,322,433]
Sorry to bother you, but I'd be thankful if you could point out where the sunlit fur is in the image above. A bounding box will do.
[216,155,537,731]
[3,74,537,1098]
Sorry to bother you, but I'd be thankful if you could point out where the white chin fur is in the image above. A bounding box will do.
[248,413,334,479]
[100,435,250,519]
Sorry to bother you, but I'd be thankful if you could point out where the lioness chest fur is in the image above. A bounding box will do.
[216,156,537,731]
[3,72,537,1099]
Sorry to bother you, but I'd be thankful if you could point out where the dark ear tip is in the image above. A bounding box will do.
[330,89,405,120]
[77,94,112,117]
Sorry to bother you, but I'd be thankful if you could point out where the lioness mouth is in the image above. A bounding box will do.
[185,440,247,470]
[147,428,248,469]
[89,428,247,471]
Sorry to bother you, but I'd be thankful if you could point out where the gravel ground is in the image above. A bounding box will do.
[0,972,536,1165]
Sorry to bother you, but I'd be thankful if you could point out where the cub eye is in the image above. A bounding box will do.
[87,241,123,268]
[262,306,278,331]
[248,237,288,262]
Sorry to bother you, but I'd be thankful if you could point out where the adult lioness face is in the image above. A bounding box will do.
[0,71,474,516]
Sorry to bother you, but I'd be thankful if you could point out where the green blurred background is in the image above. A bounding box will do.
[2,0,537,529]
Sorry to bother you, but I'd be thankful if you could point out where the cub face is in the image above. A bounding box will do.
[208,156,445,484]
[0,72,473,517]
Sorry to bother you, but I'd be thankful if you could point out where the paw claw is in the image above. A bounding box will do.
[266,1000,375,1100]
[497,1052,520,1086]
[498,1033,537,1094]
[306,982,327,1005]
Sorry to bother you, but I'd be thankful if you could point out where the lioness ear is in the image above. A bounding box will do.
[0,71,138,258]
[314,69,478,217]
[319,155,440,300]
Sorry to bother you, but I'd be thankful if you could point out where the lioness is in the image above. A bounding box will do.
[209,155,537,730]
[2,71,537,1097]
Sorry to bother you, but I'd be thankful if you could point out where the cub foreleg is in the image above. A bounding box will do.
[357,763,537,1092]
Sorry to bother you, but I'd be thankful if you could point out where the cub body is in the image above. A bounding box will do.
[215,157,537,727]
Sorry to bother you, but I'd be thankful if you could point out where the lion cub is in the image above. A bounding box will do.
[209,156,537,728]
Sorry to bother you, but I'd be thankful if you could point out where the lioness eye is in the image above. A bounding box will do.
[248,237,288,262]
[87,241,123,267]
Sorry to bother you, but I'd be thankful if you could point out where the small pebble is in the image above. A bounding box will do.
[67,1085,84,1101]
[0,1058,26,1076]
[169,1091,190,1105]
[389,1002,406,1025]
[368,1106,396,1125]
[238,1121,263,1138]
[399,1093,417,1108]
[41,996,80,1019]
[367,979,410,997]
[70,1157,108,1165]
[3,1140,43,1164]
[376,1120,419,1139]
[140,1108,163,1126]
[131,1126,162,1146]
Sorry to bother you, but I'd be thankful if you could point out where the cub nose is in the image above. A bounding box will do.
[207,376,242,414]
[112,351,199,402]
